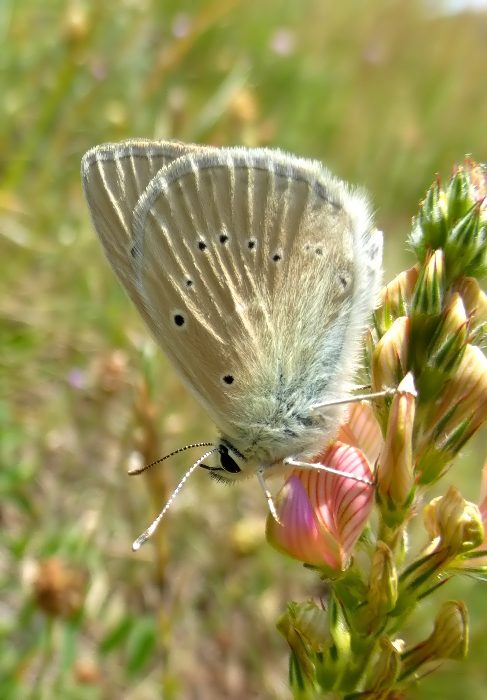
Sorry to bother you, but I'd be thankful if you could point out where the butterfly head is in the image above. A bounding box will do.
[202,440,248,483]
[203,422,322,483]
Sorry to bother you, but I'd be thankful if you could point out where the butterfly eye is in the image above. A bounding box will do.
[219,444,242,473]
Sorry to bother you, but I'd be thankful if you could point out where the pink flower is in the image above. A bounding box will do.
[267,432,375,571]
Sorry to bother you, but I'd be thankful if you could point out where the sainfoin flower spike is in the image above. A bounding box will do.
[268,157,486,698]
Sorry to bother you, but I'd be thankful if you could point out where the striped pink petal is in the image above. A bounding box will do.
[266,475,341,568]
[337,401,383,467]
[267,442,374,570]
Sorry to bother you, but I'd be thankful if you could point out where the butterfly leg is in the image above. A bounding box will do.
[311,386,396,411]
[256,467,282,524]
[283,457,374,486]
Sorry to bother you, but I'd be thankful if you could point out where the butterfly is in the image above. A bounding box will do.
[81,140,383,547]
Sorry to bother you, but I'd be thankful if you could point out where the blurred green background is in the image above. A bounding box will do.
[1,1,486,698]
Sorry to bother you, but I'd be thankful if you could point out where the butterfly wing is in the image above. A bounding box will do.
[122,146,382,457]
[81,139,213,326]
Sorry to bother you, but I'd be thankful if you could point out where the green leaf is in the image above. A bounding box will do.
[125,617,158,677]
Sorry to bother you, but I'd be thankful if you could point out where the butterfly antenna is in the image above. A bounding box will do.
[256,467,282,525]
[132,447,220,551]
[128,442,215,476]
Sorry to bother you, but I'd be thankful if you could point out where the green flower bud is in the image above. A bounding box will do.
[368,542,398,621]
[400,601,468,680]
[424,486,484,556]
[410,179,448,260]
[277,603,318,695]
[367,637,402,693]
[416,293,468,401]
[411,249,445,318]
[445,202,487,281]
[316,595,352,690]
[446,168,476,227]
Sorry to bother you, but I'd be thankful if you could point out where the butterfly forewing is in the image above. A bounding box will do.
[125,147,381,457]
[81,139,211,314]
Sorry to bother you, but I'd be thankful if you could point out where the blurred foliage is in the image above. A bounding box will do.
[0,0,485,698]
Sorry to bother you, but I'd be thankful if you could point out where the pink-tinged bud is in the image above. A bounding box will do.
[337,401,383,467]
[372,316,410,393]
[400,601,468,679]
[423,486,484,556]
[375,265,419,336]
[418,344,487,478]
[266,442,373,570]
[376,373,417,526]
[381,265,419,310]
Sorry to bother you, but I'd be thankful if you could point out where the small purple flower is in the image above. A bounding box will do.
[67,368,87,390]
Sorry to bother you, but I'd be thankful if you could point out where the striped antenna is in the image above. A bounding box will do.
[132,447,220,551]
[128,442,214,475]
